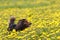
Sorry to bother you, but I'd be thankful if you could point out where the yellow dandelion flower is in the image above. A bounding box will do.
[50,30,54,33]
[32,35,36,37]
[47,38,51,40]
[57,36,60,39]
[42,32,47,35]
[56,30,59,33]
[12,29,16,32]
[47,35,50,37]
[17,36,23,39]
[38,39,41,40]
[0,38,2,40]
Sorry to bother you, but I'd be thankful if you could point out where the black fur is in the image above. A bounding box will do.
[15,19,31,31]
[7,17,31,31]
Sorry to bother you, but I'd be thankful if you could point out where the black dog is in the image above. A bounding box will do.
[15,19,31,31]
[7,16,31,31]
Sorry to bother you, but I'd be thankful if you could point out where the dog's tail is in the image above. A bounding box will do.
[7,16,16,31]
[9,16,16,24]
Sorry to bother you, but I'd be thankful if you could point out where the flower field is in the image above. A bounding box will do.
[0,0,60,40]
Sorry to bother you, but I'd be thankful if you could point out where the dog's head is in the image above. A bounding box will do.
[21,19,31,27]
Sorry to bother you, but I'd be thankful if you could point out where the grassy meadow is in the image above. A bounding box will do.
[0,0,60,40]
